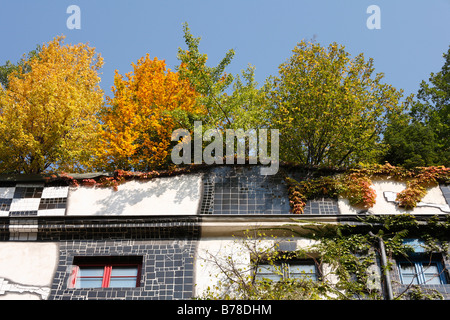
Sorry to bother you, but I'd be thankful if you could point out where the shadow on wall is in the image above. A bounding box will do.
[87,174,202,215]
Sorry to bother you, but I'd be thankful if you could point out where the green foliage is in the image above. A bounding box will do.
[284,164,449,213]
[0,45,41,89]
[383,45,450,167]
[406,285,444,300]
[1,29,448,173]
[267,40,406,167]
[413,46,450,165]
[198,216,450,300]
[176,23,233,128]
[197,230,331,300]
[176,22,269,132]
[382,114,440,168]
[315,234,381,300]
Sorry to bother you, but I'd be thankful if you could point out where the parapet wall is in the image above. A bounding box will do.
[0,166,449,217]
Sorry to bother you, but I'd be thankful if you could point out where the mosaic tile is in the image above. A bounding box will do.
[199,165,340,215]
[0,187,15,199]
[200,166,290,215]
[0,182,69,217]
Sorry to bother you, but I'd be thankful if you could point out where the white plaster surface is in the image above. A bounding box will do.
[0,242,58,300]
[195,238,249,297]
[194,237,319,297]
[338,179,448,215]
[66,173,203,216]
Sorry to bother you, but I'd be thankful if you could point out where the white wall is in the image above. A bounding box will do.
[66,173,203,216]
[338,179,449,215]
[0,242,58,300]
[194,237,320,298]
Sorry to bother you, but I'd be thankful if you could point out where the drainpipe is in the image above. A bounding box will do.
[369,231,394,300]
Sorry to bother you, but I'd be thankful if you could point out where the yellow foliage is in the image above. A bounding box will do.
[0,35,104,174]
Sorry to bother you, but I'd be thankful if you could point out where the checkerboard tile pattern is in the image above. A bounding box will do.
[0,183,68,217]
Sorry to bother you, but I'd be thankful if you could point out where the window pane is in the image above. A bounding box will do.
[77,278,104,288]
[401,274,419,285]
[422,263,441,284]
[289,264,317,281]
[110,267,138,277]
[108,266,138,288]
[256,264,283,282]
[399,264,416,275]
[109,278,137,288]
[76,267,104,288]
[399,264,418,284]
[79,267,104,277]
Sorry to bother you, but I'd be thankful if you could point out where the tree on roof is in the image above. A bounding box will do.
[0,36,104,174]
[383,45,450,168]
[266,40,406,167]
[93,53,206,172]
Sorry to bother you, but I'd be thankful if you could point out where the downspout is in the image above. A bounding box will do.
[369,231,394,300]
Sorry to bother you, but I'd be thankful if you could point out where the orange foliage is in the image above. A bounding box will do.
[96,54,205,171]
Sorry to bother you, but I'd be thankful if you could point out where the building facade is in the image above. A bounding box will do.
[0,165,449,300]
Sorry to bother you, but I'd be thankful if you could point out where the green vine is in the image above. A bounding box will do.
[46,163,449,213]
[284,163,449,213]
[299,214,450,299]
[199,215,450,300]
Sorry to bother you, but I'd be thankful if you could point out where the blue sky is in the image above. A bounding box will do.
[1,0,450,99]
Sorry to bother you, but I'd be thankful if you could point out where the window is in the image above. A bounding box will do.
[255,260,318,282]
[398,257,447,285]
[289,263,318,281]
[70,256,142,289]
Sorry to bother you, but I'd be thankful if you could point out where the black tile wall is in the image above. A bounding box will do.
[0,219,8,240]
[38,198,67,210]
[200,166,291,215]
[9,210,38,216]
[199,165,341,215]
[49,239,197,300]
[13,187,43,198]
[0,199,12,212]
[36,216,201,300]
[440,185,450,205]
[36,216,201,241]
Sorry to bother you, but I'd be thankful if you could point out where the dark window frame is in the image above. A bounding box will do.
[397,254,448,285]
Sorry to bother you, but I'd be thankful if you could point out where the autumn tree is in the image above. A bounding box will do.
[0,45,41,89]
[267,40,406,167]
[0,36,104,174]
[95,54,205,171]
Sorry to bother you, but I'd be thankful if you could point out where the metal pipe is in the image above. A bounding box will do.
[369,231,394,300]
